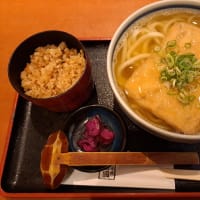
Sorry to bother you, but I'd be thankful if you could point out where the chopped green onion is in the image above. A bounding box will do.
[167,90,177,95]
[184,42,192,49]
[166,53,175,67]
[154,45,161,52]
[167,40,177,48]
[177,94,195,105]
[160,41,200,105]
[171,79,176,87]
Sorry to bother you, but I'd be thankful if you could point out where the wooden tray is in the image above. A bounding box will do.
[1,41,200,198]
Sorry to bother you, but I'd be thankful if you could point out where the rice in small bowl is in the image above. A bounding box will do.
[8,30,93,112]
[20,41,86,99]
[107,0,200,143]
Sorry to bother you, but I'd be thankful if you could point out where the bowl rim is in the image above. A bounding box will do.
[107,0,200,143]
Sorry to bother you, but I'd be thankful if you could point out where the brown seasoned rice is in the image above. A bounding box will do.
[20,42,86,98]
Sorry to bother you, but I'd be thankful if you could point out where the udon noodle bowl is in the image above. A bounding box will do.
[112,8,200,135]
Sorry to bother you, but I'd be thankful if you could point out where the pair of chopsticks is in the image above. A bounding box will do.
[67,151,200,181]
[40,131,200,189]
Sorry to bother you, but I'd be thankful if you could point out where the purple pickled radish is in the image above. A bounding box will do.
[100,127,115,145]
[77,115,116,151]
[77,137,99,152]
[85,115,101,137]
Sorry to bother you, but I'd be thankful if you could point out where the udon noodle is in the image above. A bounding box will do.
[113,9,200,132]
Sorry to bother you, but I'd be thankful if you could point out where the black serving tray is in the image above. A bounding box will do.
[1,41,200,193]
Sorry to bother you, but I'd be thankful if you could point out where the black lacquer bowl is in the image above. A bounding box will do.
[8,30,93,112]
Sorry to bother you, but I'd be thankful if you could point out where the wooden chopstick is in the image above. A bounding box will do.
[59,152,200,166]
[161,168,200,181]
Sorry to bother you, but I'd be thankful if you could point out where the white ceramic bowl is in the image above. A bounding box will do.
[107,0,200,143]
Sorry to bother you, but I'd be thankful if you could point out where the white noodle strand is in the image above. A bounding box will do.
[127,32,164,57]
[118,53,150,74]
[163,18,184,33]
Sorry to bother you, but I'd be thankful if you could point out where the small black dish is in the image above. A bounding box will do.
[64,104,127,172]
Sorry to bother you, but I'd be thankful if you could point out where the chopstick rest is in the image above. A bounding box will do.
[40,130,200,189]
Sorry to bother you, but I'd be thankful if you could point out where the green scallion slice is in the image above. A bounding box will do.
[167,40,177,48]
[160,40,200,105]
[184,42,192,49]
